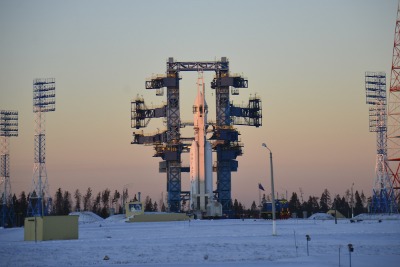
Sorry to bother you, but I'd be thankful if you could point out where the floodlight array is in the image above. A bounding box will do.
[365,72,386,133]
[0,110,18,137]
[33,78,55,112]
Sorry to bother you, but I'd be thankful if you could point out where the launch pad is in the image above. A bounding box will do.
[131,57,262,216]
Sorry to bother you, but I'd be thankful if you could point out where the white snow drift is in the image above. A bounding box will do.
[0,214,399,267]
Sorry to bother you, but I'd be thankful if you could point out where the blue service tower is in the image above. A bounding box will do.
[131,57,262,216]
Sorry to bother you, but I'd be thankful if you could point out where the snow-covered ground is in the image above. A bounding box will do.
[308,213,335,220]
[1,213,400,267]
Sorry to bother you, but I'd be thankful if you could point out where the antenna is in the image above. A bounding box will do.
[0,110,18,227]
[28,78,56,217]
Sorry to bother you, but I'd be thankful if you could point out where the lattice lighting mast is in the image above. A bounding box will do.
[365,72,397,213]
[388,1,400,202]
[28,78,55,217]
[0,110,18,227]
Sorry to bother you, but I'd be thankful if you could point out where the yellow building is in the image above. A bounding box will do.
[125,201,144,218]
[24,215,79,241]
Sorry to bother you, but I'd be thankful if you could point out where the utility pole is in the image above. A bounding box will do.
[351,182,354,218]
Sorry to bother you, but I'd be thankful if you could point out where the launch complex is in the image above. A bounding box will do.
[4,4,400,225]
[131,57,262,217]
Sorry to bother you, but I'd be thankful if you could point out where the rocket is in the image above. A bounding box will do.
[189,72,213,212]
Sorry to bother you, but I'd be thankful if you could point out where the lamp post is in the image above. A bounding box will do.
[306,235,311,256]
[351,182,354,218]
[348,244,354,267]
[262,143,277,236]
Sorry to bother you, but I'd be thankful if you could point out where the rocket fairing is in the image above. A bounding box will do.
[189,73,213,212]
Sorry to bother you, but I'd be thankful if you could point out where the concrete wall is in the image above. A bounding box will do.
[24,215,79,241]
[128,213,191,223]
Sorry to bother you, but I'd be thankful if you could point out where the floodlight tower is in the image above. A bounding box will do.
[365,72,397,213]
[27,78,55,217]
[387,1,400,201]
[0,110,18,227]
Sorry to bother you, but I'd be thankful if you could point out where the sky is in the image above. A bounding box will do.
[0,0,398,208]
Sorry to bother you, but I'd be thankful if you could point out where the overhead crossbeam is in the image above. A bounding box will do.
[166,57,229,72]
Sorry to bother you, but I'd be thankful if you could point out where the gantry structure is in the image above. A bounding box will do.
[0,110,18,227]
[131,57,262,215]
[365,72,397,213]
[27,78,55,216]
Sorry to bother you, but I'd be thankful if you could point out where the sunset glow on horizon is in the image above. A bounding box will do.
[0,0,397,207]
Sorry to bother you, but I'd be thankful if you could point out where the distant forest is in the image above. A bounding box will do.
[4,187,394,227]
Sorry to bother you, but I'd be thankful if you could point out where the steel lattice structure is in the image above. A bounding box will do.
[0,110,18,227]
[131,57,262,215]
[365,72,397,213]
[387,1,400,202]
[27,78,55,217]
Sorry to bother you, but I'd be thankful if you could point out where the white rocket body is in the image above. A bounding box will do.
[189,74,213,213]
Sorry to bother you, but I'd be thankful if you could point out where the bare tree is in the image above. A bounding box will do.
[74,189,81,212]
[63,191,72,215]
[112,190,120,212]
[83,187,92,211]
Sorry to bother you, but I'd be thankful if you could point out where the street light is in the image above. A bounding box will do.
[306,235,311,256]
[348,244,354,267]
[351,183,354,218]
[262,143,277,236]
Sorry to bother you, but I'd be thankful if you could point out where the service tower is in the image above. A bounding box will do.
[131,57,262,215]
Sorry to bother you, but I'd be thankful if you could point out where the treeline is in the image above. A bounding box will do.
[287,188,370,218]
[51,188,124,218]
[7,187,165,226]
[4,187,388,226]
[230,188,370,219]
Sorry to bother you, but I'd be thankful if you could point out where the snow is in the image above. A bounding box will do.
[104,214,126,223]
[1,214,399,267]
[69,211,104,224]
[353,213,400,220]
[308,213,334,220]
